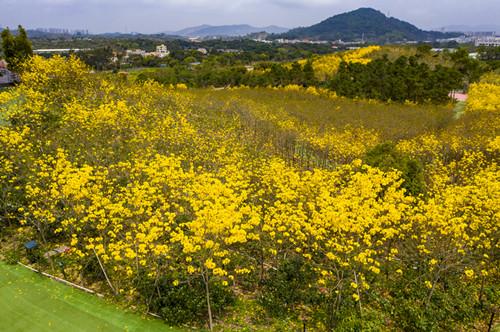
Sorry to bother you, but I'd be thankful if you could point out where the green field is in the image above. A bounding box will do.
[0,262,182,332]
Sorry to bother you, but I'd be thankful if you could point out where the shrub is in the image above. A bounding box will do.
[364,142,426,196]
[259,256,321,319]
[153,277,235,327]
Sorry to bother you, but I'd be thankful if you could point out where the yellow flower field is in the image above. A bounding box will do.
[0,56,498,331]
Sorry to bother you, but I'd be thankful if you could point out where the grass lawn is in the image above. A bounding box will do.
[0,262,183,332]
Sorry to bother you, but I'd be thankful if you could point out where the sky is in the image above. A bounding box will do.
[0,0,499,34]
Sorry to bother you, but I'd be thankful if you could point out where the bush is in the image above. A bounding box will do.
[364,142,426,196]
[152,276,235,327]
[389,274,481,332]
[259,256,321,319]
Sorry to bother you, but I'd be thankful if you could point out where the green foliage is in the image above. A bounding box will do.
[1,25,33,72]
[449,47,487,85]
[259,256,321,319]
[150,277,235,326]
[77,47,116,71]
[136,60,318,88]
[370,46,454,68]
[364,142,425,196]
[282,8,459,42]
[416,44,433,55]
[1,28,16,62]
[30,36,337,67]
[388,273,483,332]
[330,55,462,103]
[478,46,500,71]
[326,307,388,332]
[135,48,473,105]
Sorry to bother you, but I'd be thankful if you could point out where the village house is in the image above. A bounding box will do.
[124,44,170,60]
[155,44,170,58]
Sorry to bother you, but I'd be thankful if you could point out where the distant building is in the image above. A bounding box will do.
[276,38,331,45]
[468,31,497,37]
[35,28,89,35]
[123,45,170,62]
[475,37,500,47]
[469,52,479,59]
[438,35,475,44]
[252,38,273,44]
[197,48,208,55]
[33,48,90,54]
[431,48,457,53]
[156,44,169,58]
[126,49,147,57]
[217,49,241,54]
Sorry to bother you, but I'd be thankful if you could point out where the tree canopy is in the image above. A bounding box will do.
[1,25,33,72]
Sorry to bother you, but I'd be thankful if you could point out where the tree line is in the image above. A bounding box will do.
[136,54,471,104]
[329,55,463,103]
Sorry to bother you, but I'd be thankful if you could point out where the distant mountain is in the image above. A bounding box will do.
[280,8,459,42]
[166,24,289,37]
[172,25,213,37]
[439,25,500,33]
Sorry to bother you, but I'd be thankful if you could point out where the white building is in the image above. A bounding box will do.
[126,49,147,57]
[124,45,170,59]
[469,52,479,59]
[197,48,208,55]
[155,44,169,58]
[475,37,500,47]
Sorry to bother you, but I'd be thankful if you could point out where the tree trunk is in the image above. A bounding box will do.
[487,310,495,332]
[202,270,214,331]
[93,248,117,295]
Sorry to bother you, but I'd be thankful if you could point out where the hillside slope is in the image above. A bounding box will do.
[281,8,459,42]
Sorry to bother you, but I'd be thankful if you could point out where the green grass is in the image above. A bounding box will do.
[0,262,183,332]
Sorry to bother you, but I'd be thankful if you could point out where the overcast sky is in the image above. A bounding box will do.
[0,0,499,33]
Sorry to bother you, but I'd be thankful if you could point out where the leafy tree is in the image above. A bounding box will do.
[329,55,462,103]
[77,47,115,71]
[416,44,432,56]
[1,25,33,72]
[1,28,16,65]
[477,46,500,71]
[260,256,321,319]
[448,47,486,87]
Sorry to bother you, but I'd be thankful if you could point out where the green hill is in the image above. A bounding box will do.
[281,8,460,42]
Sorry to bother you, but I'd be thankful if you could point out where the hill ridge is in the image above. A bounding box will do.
[281,7,459,42]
